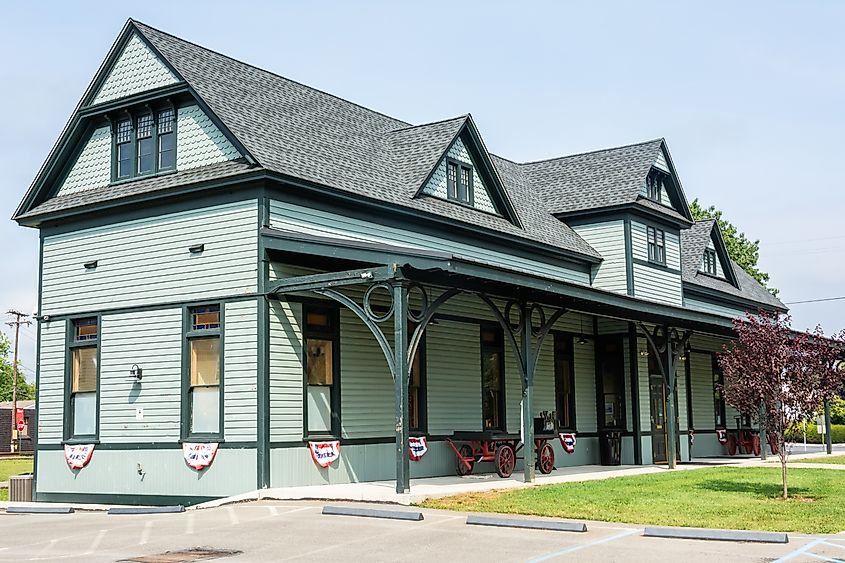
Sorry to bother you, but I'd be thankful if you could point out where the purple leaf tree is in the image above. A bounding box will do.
[717,311,844,499]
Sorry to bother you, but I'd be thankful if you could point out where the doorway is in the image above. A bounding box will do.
[649,374,680,464]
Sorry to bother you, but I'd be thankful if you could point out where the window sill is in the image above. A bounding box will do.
[180,436,224,443]
[62,438,100,445]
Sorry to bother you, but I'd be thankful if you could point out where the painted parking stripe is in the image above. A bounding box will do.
[526,528,641,562]
[773,538,826,562]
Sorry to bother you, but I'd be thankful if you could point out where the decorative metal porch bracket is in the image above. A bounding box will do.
[478,294,567,482]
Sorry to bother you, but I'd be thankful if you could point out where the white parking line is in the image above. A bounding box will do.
[226,506,239,526]
[773,538,826,562]
[84,529,107,555]
[185,511,195,534]
[526,528,641,562]
[139,520,153,545]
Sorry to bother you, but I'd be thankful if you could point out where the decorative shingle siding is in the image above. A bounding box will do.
[421,137,497,214]
[176,105,241,171]
[573,221,628,294]
[99,309,181,442]
[56,127,111,197]
[41,200,257,315]
[92,33,179,105]
[654,150,670,172]
[269,199,590,286]
[36,319,66,444]
[223,300,258,441]
[630,221,682,306]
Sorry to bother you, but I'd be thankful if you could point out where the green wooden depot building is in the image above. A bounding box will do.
[13,20,786,505]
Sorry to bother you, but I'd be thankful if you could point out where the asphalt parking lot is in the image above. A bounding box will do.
[0,500,842,562]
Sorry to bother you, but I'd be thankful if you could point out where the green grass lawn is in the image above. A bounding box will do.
[799,455,845,465]
[421,467,845,533]
[0,457,33,483]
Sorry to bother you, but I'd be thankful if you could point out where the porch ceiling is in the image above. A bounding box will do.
[262,226,735,336]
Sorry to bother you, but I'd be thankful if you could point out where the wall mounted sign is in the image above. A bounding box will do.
[559,433,576,454]
[64,444,95,469]
[182,442,219,470]
[408,436,428,461]
[309,441,341,468]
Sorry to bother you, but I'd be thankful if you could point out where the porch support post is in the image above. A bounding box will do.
[824,400,833,455]
[521,301,536,483]
[664,328,678,470]
[628,322,642,465]
[393,282,410,493]
[758,403,767,461]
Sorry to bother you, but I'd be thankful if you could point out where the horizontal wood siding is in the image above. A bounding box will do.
[573,221,627,294]
[37,320,66,444]
[632,263,682,305]
[269,300,303,441]
[99,309,181,442]
[42,200,257,315]
[224,300,257,441]
[690,352,715,430]
[269,199,590,286]
[427,319,482,435]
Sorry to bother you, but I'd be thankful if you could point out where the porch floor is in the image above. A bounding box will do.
[198,457,757,508]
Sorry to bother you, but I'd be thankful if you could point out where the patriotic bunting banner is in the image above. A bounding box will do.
[716,429,728,444]
[182,442,219,471]
[64,444,95,469]
[559,433,576,454]
[408,437,428,461]
[309,440,341,468]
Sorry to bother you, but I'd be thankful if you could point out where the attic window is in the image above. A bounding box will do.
[111,106,177,182]
[702,248,717,275]
[645,169,666,204]
[446,159,473,205]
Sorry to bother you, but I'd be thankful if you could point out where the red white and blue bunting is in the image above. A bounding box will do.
[182,442,219,471]
[408,437,428,461]
[64,444,95,469]
[309,440,341,468]
[716,429,728,444]
[559,433,576,454]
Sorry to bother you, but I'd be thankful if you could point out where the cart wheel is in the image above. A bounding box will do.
[726,434,737,456]
[456,445,474,476]
[538,443,555,474]
[768,436,779,455]
[752,434,761,456]
[496,444,516,478]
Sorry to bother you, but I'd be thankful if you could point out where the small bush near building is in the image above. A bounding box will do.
[785,424,845,444]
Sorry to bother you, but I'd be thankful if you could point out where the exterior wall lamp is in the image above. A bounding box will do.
[83,260,98,270]
[188,244,205,254]
[129,364,143,383]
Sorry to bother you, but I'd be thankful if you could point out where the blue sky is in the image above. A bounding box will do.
[2,2,843,379]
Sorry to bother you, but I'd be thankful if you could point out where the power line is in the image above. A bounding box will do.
[785,296,845,305]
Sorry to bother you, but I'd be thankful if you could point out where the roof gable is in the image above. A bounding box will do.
[90,32,180,106]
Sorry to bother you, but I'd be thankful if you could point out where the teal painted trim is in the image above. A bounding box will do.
[62,314,102,442]
[256,195,270,489]
[38,441,255,451]
[628,322,642,464]
[79,83,190,118]
[40,294,259,323]
[623,218,635,296]
[34,491,216,507]
[653,141,694,222]
[685,343,694,431]
[683,283,783,314]
[632,258,682,276]
[557,204,692,230]
[180,301,225,441]
[34,235,44,494]
[708,222,740,288]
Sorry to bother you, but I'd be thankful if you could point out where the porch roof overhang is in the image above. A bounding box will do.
[261,226,736,336]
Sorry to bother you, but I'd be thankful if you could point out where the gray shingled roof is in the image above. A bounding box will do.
[681,220,786,310]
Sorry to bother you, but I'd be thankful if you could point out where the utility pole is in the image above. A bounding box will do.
[6,310,31,453]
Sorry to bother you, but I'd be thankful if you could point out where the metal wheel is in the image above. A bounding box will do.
[752,434,761,456]
[495,443,516,478]
[456,445,474,476]
[538,443,555,474]
[726,434,738,456]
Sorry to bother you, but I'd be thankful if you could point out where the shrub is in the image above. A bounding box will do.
[785,423,845,444]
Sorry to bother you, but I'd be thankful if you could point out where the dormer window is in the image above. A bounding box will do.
[646,169,665,204]
[447,159,473,205]
[111,106,177,182]
[702,248,717,275]
[647,226,665,264]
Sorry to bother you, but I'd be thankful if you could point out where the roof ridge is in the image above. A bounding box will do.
[388,114,468,133]
[131,20,412,129]
[519,138,665,166]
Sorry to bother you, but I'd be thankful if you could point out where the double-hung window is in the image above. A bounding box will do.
[481,326,505,431]
[702,248,717,275]
[647,226,666,264]
[446,159,473,205]
[112,107,177,181]
[67,317,99,439]
[554,333,576,431]
[186,305,222,437]
[713,356,726,428]
[304,306,340,436]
